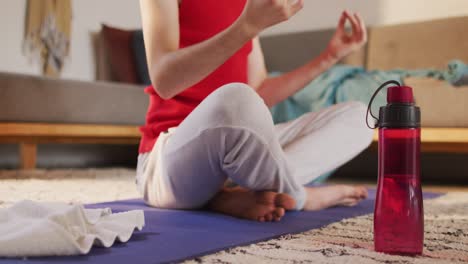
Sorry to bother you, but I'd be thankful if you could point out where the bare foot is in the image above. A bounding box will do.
[303,185,368,211]
[208,187,296,222]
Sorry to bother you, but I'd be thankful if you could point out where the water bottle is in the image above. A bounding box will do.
[366,80,423,255]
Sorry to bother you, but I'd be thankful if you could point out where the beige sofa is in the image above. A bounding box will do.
[0,73,146,169]
[362,16,468,153]
[261,16,468,153]
[1,16,467,169]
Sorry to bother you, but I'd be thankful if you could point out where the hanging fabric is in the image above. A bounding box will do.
[23,0,72,77]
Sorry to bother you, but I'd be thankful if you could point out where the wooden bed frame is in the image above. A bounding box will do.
[1,123,467,170]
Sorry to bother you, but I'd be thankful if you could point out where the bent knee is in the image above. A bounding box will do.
[208,83,264,108]
[203,83,270,126]
[211,82,258,98]
[334,101,368,122]
[336,101,367,114]
[336,101,374,146]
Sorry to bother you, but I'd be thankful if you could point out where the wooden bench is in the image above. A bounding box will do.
[371,127,468,153]
[1,123,467,170]
[0,123,141,170]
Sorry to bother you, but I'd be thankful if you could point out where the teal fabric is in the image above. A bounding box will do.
[271,60,467,124]
[445,60,468,86]
[309,171,334,184]
[271,60,467,184]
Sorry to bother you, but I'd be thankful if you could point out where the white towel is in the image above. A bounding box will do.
[0,200,145,257]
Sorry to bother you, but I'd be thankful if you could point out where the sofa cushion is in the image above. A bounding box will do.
[259,29,366,72]
[367,16,468,70]
[131,30,151,85]
[101,24,140,84]
[406,77,468,127]
[0,72,148,125]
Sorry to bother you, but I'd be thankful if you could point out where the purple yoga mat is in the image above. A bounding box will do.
[1,189,441,264]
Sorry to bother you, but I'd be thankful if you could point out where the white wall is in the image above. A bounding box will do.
[1,0,142,81]
[1,0,467,81]
[263,0,468,35]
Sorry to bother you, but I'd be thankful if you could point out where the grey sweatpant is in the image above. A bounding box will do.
[136,83,373,210]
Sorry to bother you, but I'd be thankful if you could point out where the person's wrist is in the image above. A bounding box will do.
[324,45,341,62]
[323,46,341,65]
[235,15,262,39]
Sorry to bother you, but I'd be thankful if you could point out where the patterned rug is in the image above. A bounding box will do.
[186,192,468,264]
[1,169,467,263]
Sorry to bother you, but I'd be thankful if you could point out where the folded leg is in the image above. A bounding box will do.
[140,83,306,210]
[275,101,373,184]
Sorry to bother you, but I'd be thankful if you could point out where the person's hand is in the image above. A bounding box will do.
[326,10,367,60]
[239,0,304,36]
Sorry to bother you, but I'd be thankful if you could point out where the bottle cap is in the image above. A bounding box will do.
[379,86,420,128]
[366,80,421,129]
[387,86,414,104]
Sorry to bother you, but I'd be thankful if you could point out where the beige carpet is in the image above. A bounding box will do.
[0,168,139,208]
[185,192,468,264]
[1,169,467,263]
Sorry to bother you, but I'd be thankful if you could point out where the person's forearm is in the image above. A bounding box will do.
[150,20,255,99]
[256,49,339,107]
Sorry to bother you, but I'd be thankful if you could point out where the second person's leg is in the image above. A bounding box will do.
[274,101,373,210]
[275,101,373,184]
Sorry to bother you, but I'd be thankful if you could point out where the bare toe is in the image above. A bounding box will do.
[358,186,368,199]
[208,189,293,222]
[340,197,360,206]
[273,207,285,218]
[275,193,296,210]
[303,185,368,211]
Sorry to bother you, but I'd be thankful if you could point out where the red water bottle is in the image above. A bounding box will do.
[366,80,423,255]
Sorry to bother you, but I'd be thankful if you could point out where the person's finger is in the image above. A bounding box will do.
[288,0,304,16]
[355,13,368,43]
[337,10,347,29]
[353,13,363,41]
[344,11,359,37]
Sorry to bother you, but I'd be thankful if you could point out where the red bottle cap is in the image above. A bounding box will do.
[387,86,414,104]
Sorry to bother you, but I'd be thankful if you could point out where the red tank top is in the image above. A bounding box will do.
[139,0,252,153]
